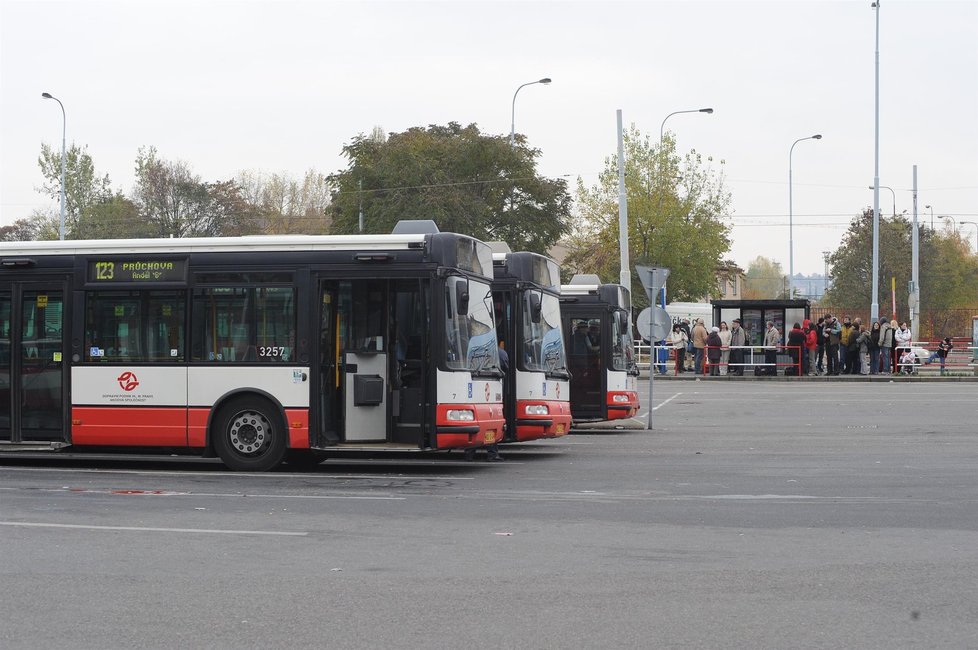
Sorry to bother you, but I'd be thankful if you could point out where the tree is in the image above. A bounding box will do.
[132,147,245,237]
[0,212,53,242]
[743,256,787,299]
[76,194,150,240]
[824,208,978,333]
[236,169,331,234]
[327,122,571,253]
[37,143,113,238]
[564,126,732,308]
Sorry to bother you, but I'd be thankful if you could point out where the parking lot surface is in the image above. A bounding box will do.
[2,381,977,649]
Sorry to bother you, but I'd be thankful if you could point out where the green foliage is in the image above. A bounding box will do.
[327,122,571,252]
[37,143,112,238]
[824,208,978,322]
[564,126,732,308]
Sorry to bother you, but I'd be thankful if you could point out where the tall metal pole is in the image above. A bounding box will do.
[925,205,933,230]
[870,1,881,321]
[617,110,629,289]
[869,185,896,216]
[911,165,919,342]
[510,78,551,147]
[789,134,821,299]
[42,92,66,240]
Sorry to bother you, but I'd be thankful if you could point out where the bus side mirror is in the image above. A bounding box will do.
[455,280,470,315]
[528,292,542,324]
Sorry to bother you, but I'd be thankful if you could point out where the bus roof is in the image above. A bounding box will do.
[0,233,432,256]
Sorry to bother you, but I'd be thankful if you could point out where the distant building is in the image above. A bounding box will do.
[790,274,829,301]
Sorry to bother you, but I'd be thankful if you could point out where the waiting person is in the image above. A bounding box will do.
[718,321,732,376]
[669,324,688,374]
[894,321,912,369]
[839,316,854,374]
[691,318,708,375]
[803,319,818,376]
[729,319,746,376]
[823,315,841,376]
[868,320,881,374]
[787,322,806,376]
[815,316,826,375]
[706,326,722,376]
[847,317,863,374]
[856,324,871,375]
[878,317,894,374]
[679,319,693,370]
[889,319,901,373]
[934,337,954,375]
[762,320,780,376]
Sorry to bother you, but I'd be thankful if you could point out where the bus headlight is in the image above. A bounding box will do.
[446,409,475,422]
[524,404,549,415]
[612,394,631,403]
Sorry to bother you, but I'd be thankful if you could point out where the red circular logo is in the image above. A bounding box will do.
[117,371,140,392]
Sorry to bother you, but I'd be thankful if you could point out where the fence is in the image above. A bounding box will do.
[634,340,977,376]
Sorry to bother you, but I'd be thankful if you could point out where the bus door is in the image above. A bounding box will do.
[567,315,603,416]
[317,278,429,446]
[0,282,67,443]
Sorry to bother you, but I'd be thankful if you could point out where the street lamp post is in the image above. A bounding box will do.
[940,215,957,231]
[41,92,66,240]
[789,134,822,298]
[924,205,934,230]
[656,107,713,303]
[870,0,882,322]
[960,221,978,252]
[510,78,551,146]
[869,184,896,216]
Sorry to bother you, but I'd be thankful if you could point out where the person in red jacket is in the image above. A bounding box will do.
[787,323,807,376]
[803,319,818,376]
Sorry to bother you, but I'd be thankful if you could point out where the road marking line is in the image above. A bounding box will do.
[0,521,307,536]
[652,392,683,411]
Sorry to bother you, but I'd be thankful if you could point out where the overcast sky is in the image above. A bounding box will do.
[1,0,976,275]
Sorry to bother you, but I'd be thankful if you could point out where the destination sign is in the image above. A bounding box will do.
[88,259,187,283]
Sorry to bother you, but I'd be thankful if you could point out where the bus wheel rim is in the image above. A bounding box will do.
[228,412,269,455]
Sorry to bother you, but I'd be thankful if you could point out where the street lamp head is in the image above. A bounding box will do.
[925,205,931,209]
[812,134,822,140]
[699,108,714,114]
[41,92,53,99]
[539,78,551,85]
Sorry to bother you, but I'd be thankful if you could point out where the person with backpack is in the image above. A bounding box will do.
[823,315,842,376]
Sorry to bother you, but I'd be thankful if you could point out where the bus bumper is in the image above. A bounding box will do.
[513,399,572,440]
[435,403,506,449]
[606,391,639,420]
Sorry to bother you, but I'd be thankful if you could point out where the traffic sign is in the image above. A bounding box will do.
[636,306,671,342]
[635,265,670,304]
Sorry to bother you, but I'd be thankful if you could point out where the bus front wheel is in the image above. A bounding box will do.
[212,397,287,471]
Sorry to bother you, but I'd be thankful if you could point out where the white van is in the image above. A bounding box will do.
[663,302,713,331]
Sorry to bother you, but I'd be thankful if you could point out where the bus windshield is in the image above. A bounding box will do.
[521,292,567,378]
[445,277,500,376]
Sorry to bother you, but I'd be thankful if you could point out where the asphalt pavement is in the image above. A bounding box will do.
[2,381,977,649]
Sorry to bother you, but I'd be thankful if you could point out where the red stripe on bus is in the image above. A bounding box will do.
[188,408,209,448]
[285,409,310,449]
[72,407,188,446]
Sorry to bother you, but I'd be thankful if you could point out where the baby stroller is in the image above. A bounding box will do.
[899,350,920,375]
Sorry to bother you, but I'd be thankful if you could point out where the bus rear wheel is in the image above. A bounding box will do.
[213,397,287,471]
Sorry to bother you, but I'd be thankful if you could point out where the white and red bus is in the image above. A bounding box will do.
[0,223,504,470]
[490,246,571,442]
[559,276,640,422]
